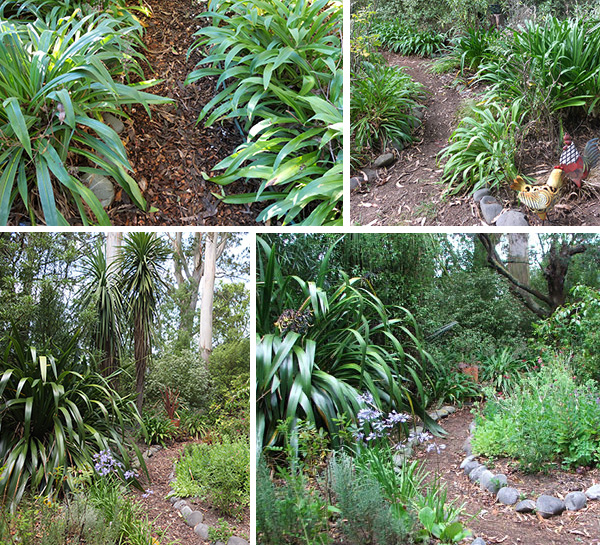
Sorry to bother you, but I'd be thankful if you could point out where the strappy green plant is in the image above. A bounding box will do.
[0,328,146,509]
[186,0,342,225]
[0,13,170,225]
[256,237,442,452]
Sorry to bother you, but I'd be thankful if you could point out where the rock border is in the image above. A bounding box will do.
[166,460,249,545]
[458,421,600,545]
[473,188,529,226]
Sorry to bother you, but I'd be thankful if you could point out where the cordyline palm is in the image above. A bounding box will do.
[118,233,170,413]
[78,242,123,380]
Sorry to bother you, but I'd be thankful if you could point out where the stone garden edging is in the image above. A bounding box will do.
[141,445,249,545]
[459,421,600,545]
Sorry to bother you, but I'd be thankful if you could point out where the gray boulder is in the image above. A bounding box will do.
[82,173,115,208]
[173,499,187,511]
[463,437,472,456]
[472,538,486,545]
[440,405,456,415]
[536,495,565,518]
[180,505,192,519]
[228,538,249,545]
[469,465,487,483]
[515,499,536,513]
[361,168,378,182]
[497,487,520,505]
[495,210,529,226]
[480,196,503,224]
[478,470,495,490]
[469,421,477,433]
[585,484,600,499]
[473,188,491,203]
[484,474,507,494]
[373,153,395,169]
[350,177,361,191]
[103,112,125,134]
[194,523,210,539]
[460,455,476,469]
[565,491,587,511]
[463,460,480,475]
[169,496,181,505]
[184,510,204,527]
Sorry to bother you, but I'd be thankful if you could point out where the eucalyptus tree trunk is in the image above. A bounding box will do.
[507,233,530,297]
[199,233,229,363]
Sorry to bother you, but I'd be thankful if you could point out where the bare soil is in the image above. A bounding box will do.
[350,54,600,227]
[416,408,600,545]
[132,441,250,545]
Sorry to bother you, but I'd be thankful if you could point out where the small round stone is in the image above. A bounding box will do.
[536,494,565,518]
[497,487,520,505]
[565,491,587,511]
[515,499,536,513]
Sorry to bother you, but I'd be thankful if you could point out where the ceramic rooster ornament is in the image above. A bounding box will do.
[510,168,564,221]
[511,133,600,221]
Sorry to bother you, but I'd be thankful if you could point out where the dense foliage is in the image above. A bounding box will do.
[0,330,144,508]
[187,0,342,225]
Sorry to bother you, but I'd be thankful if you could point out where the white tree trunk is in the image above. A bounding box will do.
[507,233,530,287]
[200,233,218,363]
[199,233,229,362]
[105,232,123,268]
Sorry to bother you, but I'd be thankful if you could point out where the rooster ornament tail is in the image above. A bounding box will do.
[559,133,600,187]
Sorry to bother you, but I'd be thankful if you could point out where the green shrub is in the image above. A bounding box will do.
[209,339,250,397]
[439,99,527,195]
[0,13,170,225]
[178,408,207,440]
[186,0,342,226]
[172,440,250,517]
[472,357,600,471]
[534,285,600,383]
[478,18,600,125]
[145,349,211,410]
[350,6,385,73]
[140,412,177,447]
[0,329,144,508]
[328,452,415,544]
[452,26,504,73]
[351,63,425,164]
[256,456,330,545]
[481,347,529,393]
[257,238,442,452]
[371,19,446,57]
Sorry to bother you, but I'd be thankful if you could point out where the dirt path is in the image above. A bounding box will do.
[350,54,477,226]
[132,441,249,544]
[416,408,600,545]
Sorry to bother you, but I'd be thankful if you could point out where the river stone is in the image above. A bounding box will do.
[469,465,487,482]
[350,177,361,191]
[462,437,472,456]
[479,470,495,490]
[440,405,456,415]
[194,523,210,539]
[428,410,442,420]
[373,153,395,169]
[473,188,491,203]
[469,421,477,433]
[585,484,600,499]
[361,168,378,182]
[463,460,480,475]
[460,455,476,469]
[515,499,536,513]
[497,487,520,505]
[565,491,587,511]
[180,505,192,519]
[484,474,508,494]
[184,510,203,527]
[472,538,486,545]
[536,495,565,518]
[169,496,181,505]
[82,173,115,208]
[102,112,125,134]
[228,538,249,545]
[480,196,503,224]
[173,500,187,511]
[495,210,529,226]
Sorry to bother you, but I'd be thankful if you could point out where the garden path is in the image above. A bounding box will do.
[132,440,250,544]
[350,54,600,227]
[108,0,265,226]
[417,408,600,545]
